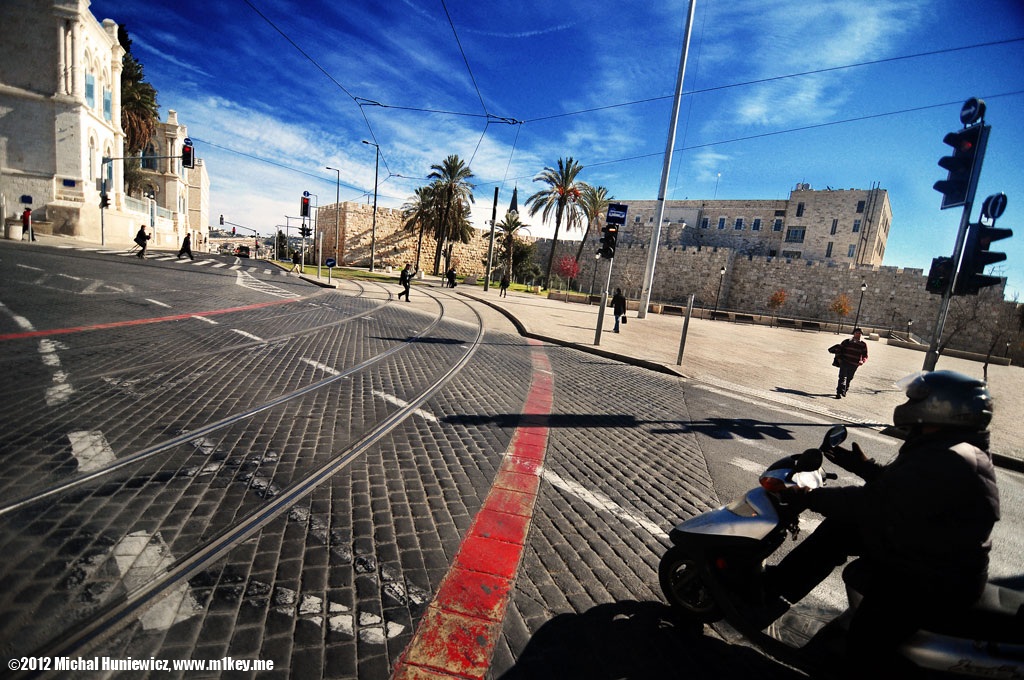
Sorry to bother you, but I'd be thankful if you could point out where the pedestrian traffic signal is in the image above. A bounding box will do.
[181,139,195,169]
[598,225,618,259]
[99,193,109,209]
[934,124,988,209]
[954,221,1012,295]
[925,256,953,295]
[300,196,310,218]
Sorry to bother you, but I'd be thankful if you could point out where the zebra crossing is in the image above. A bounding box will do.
[62,245,294,277]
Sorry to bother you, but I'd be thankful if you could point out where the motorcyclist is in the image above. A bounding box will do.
[765,370,1000,673]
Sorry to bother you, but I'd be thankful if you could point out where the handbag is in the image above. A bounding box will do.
[621,316,627,325]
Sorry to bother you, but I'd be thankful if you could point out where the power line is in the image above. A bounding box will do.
[440,0,488,115]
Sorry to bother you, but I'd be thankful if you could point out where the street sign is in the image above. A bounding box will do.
[606,203,628,225]
[960,97,985,126]
[981,193,1007,221]
[303,191,310,197]
[326,258,336,268]
[20,195,32,204]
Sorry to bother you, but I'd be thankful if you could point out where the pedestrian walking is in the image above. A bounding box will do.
[133,225,150,258]
[612,288,627,333]
[499,273,510,298]
[398,264,413,301]
[177,233,194,260]
[290,251,301,272]
[446,266,457,288]
[22,208,36,241]
[830,327,868,398]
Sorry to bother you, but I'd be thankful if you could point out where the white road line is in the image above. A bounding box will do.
[192,260,212,266]
[68,430,116,472]
[110,531,201,630]
[211,262,228,268]
[729,456,766,474]
[16,263,44,272]
[145,298,171,308]
[370,390,438,422]
[542,469,669,540]
[231,329,264,342]
[191,315,218,324]
[301,358,340,376]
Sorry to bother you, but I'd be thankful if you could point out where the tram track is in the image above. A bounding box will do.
[0,284,487,665]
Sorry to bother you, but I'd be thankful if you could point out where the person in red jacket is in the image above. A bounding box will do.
[833,328,868,398]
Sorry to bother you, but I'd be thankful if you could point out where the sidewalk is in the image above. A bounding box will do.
[455,286,1023,469]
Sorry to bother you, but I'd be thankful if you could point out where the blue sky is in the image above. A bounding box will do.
[89,0,1024,298]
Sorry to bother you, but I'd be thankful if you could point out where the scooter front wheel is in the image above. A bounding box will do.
[659,545,722,623]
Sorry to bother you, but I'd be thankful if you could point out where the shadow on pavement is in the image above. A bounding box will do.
[496,600,803,680]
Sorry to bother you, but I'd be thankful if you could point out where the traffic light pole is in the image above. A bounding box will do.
[922,203,972,371]
[594,256,615,345]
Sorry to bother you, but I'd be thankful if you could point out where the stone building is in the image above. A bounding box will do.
[0,0,209,248]
[621,183,891,265]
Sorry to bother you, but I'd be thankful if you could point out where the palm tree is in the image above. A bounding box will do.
[574,185,613,263]
[117,26,159,155]
[401,185,438,272]
[525,157,589,288]
[494,212,530,282]
[427,155,475,275]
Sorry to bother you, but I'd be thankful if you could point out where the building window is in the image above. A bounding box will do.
[781,250,802,259]
[700,217,709,229]
[826,242,833,258]
[634,216,641,224]
[142,143,157,170]
[773,218,783,232]
[796,202,805,217]
[85,73,95,108]
[785,228,805,243]
[830,219,838,235]
[848,244,856,258]
[752,218,761,231]
[852,219,861,233]
[717,217,726,230]
[734,218,744,230]
[856,200,865,213]
[103,88,112,121]
[88,138,96,181]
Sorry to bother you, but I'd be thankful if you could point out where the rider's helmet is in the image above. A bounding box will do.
[892,370,992,431]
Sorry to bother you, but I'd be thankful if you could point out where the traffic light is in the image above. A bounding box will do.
[99,193,109,209]
[300,196,310,218]
[925,256,953,295]
[598,225,618,259]
[300,225,312,237]
[232,227,236,235]
[181,139,195,169]
[954,221,1012,295]
[219,214,224,225]
[934,124,988,209]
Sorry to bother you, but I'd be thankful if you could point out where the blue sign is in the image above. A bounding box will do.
[20,195,32,204]
[606,203,628,225]
[325,258,336,268]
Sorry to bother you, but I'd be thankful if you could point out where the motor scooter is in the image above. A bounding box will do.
[659,424,1024,678]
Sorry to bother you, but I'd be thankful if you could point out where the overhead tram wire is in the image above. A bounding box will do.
[522,36,1024,124]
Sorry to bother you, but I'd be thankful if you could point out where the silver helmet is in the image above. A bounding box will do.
[892,370,993,431]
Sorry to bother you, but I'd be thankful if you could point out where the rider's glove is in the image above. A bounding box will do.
[777,486,811,511]
[823,441,868,474]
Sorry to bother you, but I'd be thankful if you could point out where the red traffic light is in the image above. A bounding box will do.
[300,196,310,217]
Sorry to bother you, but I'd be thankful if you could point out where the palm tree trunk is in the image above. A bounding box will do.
[415,223,425,272]
[574,224,592,263]
[542,204,564,289]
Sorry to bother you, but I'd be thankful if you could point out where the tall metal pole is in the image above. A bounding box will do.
[485,186,498,292]
[363,141,379,272]
[853,282,867,329]
[638,0,697,319]
[594,256,614,345]
[327,166,341,263]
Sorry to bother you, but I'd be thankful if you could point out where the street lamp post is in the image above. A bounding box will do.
[853,281,867,330]
[713,266,726,319]
[907,319,913,340]
[326,166,341,263]
[362,140,379,272]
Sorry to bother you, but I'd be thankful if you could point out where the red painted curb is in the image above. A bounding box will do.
[393,340,551,679]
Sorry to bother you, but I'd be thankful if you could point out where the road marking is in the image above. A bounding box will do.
[300,358,339,375]
[15,263,44,272]
[231,329,264,342]
[144,298,171,308]
[191,315,218,324]
[730,456,767,474]
[68,430,116,472]
[394,339,551,680]
[110,531,201,630]
[371,390,438,422]
[542,469,669,539]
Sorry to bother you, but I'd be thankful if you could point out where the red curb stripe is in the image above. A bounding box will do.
[394,339,551,679]
[0,298,298,342]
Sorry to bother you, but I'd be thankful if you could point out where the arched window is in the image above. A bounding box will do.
[88,137,97,181]
[142,143,158,170]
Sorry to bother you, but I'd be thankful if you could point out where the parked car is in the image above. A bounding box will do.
[234,245,250,258]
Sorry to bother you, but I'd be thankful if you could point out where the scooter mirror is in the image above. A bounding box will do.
[822,425,848,450]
